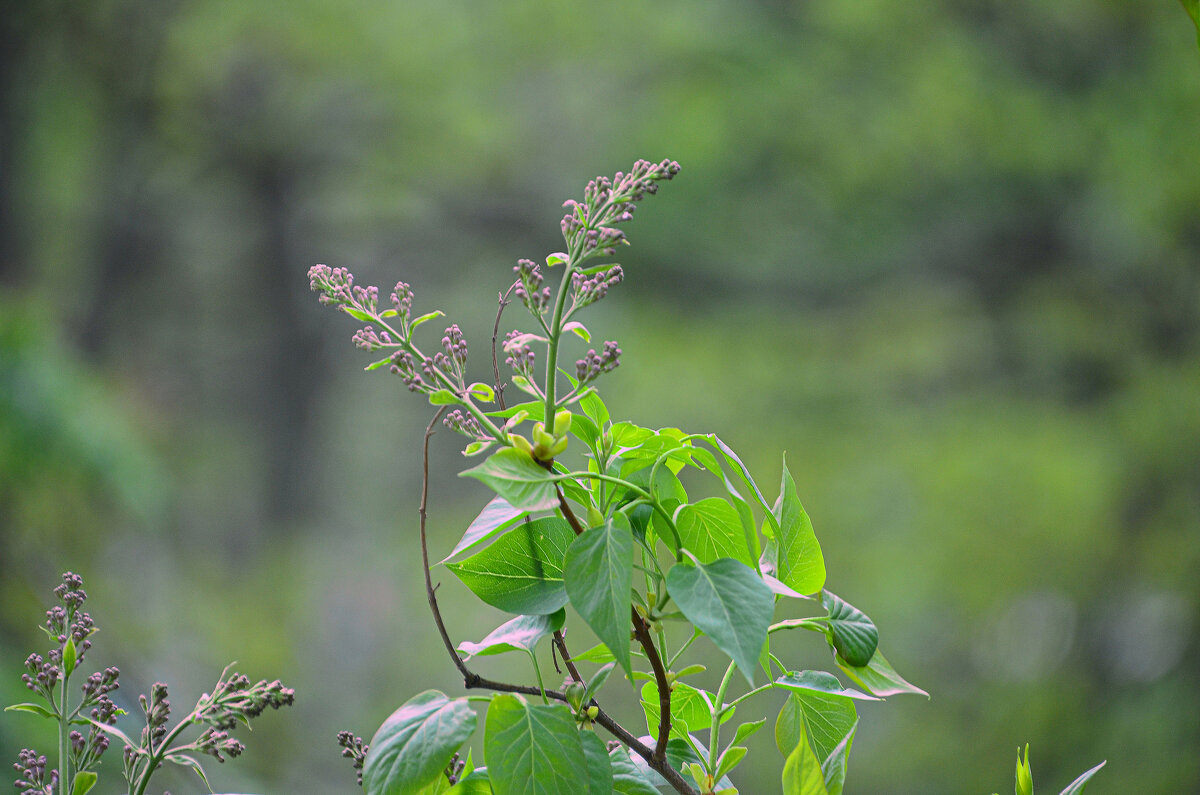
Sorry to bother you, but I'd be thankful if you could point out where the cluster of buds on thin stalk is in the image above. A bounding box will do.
[443,409,487,440]
[514,259,551,316]
[561,158,679,262]
[576,341,621,386]
[336,730,368,786]
[569,265,623,312]
[12,749,56,795]
[503,330,538,382]
[432,325,468,388]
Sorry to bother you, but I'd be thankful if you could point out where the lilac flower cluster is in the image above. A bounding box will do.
[560,158,680,255]
[352,325,394,352]
[443,409,485,440]
[391,281,414,320]
[20,653,59,699]
[194,673,296,731]
[138,682,172,747]
[195,727,245,763]
[503,330,536,379]
[336,731,368,786]
[388,351,430,392]
[72,667,120,770]
[12,749,55,795]
[576,341,621,385]
[571,265,624,310]
[514,259,551,315]
[308,264,381,315]
[432,325,467,382]
[47,572,95,664]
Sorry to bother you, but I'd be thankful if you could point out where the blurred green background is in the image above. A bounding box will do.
[2,1,1198,792]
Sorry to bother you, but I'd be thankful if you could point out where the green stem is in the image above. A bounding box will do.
[57,674,69,795]
[132,714,197,795]
[668,630,701,669]
[528,651,549,705]
[722,682,776,712]
[708,661,737,772]
[542,254,578,421]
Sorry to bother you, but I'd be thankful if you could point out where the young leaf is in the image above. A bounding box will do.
[833,648,929,698]
[4,703,57,720]
[564,516,634,676]
[562,321,591,343]
[363,690,478,795]
[772,458,826,594]
[775,690,858,763]
[460,448,558,512]
[442,496,527,563]
[447,517,573,615]
[467,382,496,402]
[819,720,857,795]
[1058,760,1106,795]
[675,498,754,565]
[429,389,463,406]
[343,306,375,322]
[666,558,774,685]
[820,591,878,668]
[731,718,766,747]
[701,435,780,537]
[70,771,98,795]
[608,746,659,795]
[457,611,565,660]
[63,637,77,676]
[579,392,610,428]
[714,745,748,782]
[773,671,880,701]
[1016,744,1033,795]
[483,695,586,795]
[166,753,212,789]
[782,726,831,795]
[411,310,445,330]
[580,731,614,795]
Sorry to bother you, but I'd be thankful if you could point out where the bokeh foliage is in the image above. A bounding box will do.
[2,1,1198,792]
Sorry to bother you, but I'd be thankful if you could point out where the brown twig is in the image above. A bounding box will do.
[491,283,518,411]
[416,416,696,795]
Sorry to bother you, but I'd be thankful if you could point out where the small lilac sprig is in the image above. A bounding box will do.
[12,749,56,795]
[114,667,295,795]
[336,731,368,787]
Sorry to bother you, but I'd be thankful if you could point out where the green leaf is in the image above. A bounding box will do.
[714,745,748,781]
[511,375,542,398]
[1182,0,1200,47]
[457,611,565,660]
[1058,760,1106,795]
[819,720,857,795]
[771,458,825,594]
[701,435,780,537]
[666,558,774,685]
[363,690,478,795]
[461,448,559,511]
[579,392,610,429]
[468,382,496,402]
[820,592,878,668]
[775,691,858,763]
[464,440,496,457]
[570,413,600,447]
[732,718,765,747]
[63,637,77,677]
[568,644,616,664]
[580,731,613,795]
[546,252,569,266]
[582,662,616,704]
[443,497,527,562]
[834,648,928,698]
[366,355,393,371]
[483,695,586,795]
[631,736,735,792]
[446,769,493,794]
[773,671,880,701]
[608,747,659,795]
[675,498,753,565]
[5,703,56,720]
[640,681,731,737]
[429,389,462,406]
[447,517,573,615]
[564,517,634,677]
[782,725,830,795]
[487,400,545,422]
[411,310,445,330]
[70,771,98,795]
[562,321,591,343]
[1016,744,1033,795]
[166,753,211,789]
[343,306,374,322]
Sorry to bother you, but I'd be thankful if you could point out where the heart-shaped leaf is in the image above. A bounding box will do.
[820,591,878,667]
[564,517,634,676]
[364,690,477,795]
[447,517,573,615]
[772,458,825,595]
[461,448,558,511]
[483,695,586,795]
[834,648,928,698]
[667,558,774,685]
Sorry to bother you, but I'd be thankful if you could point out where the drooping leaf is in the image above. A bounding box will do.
[483,695,586,795]
[443,497,527,562]
[167,754,212,790]
[820,592,878,668]
[820,720,857,795]
[461,448,559,511]
[675,498,753,565]
[666,558,774,685]
[608,747,659,795]
[457,611,565,659]
[1058,760,1107,795]
[447,517,573,615]
[772,458,825,594]
[363,690,478,795]
[834,648,929,698]
[773,671,880,701]
[782,725,830,795]
[579,731,614,795]
[701,435,780,537]
[564,517,634,676]
[775,691,858,763]
[4,703,56,720]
